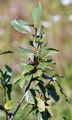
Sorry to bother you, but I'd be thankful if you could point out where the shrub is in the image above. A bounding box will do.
[0,3,68,120]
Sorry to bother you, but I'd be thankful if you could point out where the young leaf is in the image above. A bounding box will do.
[20,63,34,74]
[36,97,45,112]
[19,75,32,88]
[11,19,31,34]
[19,78,26,88]
[42,33,47,43]
[32,2,42,25]
[25,89,36,104]
[37,25,44,37]
[38,63,47,70]
[19,47,32,54]
[25,75,32,82]
[33,70,42,78]
[47,48,58,56]
[19,47,33,58]
[12,74,26,85]
[4,100,17,110]
[38,63,55,72]
[38,47,47,58]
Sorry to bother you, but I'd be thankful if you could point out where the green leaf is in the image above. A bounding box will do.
[11,19,31,34]
[6,84,12,100]
[19,47,33,58]
[46,67,54,72]
[13,74,32,87]
[4,100,16,110]
[37,25,44,37]
[46,59,56,64]
[47,48,58,56]
[20,63,34,74]
[12,74,24,85]
[19,75,32,88]
[36,112,43,120]
[38,47,47,58]
[42,34,47,41]
[19,77,26,88]
[36,97,45,112]
[36,109,51,120]
[37,82,46,99]
[38,62,48,70]
[1,65,12,91]
[29,40,34,47]
[38,82,46,94]
[25,75,32,82]
[25,89,36,104]
[42,73,53,81]
[4,65,12,84]
[41,109,51,120]
[5,65,12,74]
[0,65,12,100]
[56,81,69,103]
[33,70,42,78]
[48,84,60,101]
[19,47,32,54]
[32,2,42,25]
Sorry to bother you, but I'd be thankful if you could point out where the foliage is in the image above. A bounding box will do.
[0,2,69,120]
[0,65,12,100]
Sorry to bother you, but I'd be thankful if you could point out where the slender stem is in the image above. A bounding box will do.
[0,51,13,55]
[9,94,25,120]
[9,78,33,120]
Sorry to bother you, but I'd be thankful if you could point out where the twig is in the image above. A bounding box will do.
[9,78,33,120]
[9,77,45,119]
[9,94,25,120]
[0,51,13,55]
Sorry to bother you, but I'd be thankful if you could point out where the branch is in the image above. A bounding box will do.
[9,78,33,120]
[5,76,38,120]
[9,94,25,120]
[0,51,13,55]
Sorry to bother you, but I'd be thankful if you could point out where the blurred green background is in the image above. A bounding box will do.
[0,0,72,120]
